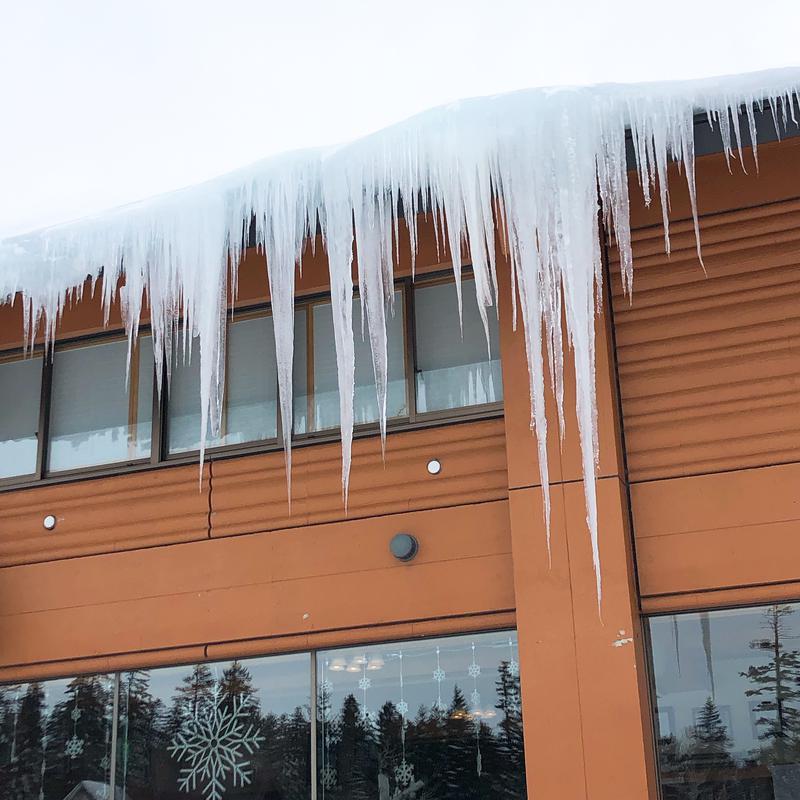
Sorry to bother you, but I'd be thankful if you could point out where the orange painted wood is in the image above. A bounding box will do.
[642,582,800,615]
[508,485,587,798]
[611,195,800,482]
[0,500,513,667]
[0,464,210,566]
[497,249,623,491]
[633,461,800,598]
[563,477,656,800]
[210,418,508,536]
[508,480,655,800]
[628,136,800,230]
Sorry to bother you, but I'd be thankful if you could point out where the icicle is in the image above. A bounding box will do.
[1,68,799,610]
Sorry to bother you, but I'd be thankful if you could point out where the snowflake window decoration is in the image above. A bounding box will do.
[509,660,520,677]
[432,667,446,683]
[168,688,264,800]
[357,676,371,691]
[471,690,481,707]
[395,759,415,787]
[396,700,409,718]
[321,764,338,789]
[65,735,84,759]
[70,707,82,722]
[468,662,481,679]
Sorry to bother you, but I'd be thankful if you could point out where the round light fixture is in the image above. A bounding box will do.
[43,514,57,531]
[426,459,442,475]
[390,533,419,562]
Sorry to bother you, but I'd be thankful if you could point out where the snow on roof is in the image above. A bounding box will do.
[2,68,799,605]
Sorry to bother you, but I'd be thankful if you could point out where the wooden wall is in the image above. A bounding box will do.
[610,136,800,614]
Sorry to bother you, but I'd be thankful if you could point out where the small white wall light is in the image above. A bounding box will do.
[426,458,442,475]
[43,514,57,531]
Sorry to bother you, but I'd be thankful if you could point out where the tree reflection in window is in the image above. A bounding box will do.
[0,674,115,800]
[317,631,526,799]
[650,603,800,800]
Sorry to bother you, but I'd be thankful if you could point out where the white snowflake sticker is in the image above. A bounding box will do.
[168,689,264,800]
[65,735,84,759]
[395,759,415,787]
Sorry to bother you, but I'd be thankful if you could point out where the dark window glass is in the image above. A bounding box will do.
[317,630,525,799]
[414,277,502,413]
[48,336,154,472]
[114,653,311,800]
[305,291,407,432]
[0,673,115,800]
[168,315,279,454]
[650,604,800,799]
[0,353,42,479]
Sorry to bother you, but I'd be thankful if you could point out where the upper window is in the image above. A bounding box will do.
[48,336,154,472]
[649,603,800,799]
[414,277,502,413]
[0,353,42,480]
[297,290,408,434]
[168,314,279,454]
[0,272,504,484]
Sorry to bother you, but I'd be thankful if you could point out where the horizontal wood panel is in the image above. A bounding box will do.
[633,462,800,597]
[0,500,513,667]
[611,196,800,481]
[211,418,508,536]
[0,464,210,566]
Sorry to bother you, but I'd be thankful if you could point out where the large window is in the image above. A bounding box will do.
[48,337,154,472]
[649,603,800,799]
[0,629,525,800]
[0,273,503,485]
[0,353,42,480]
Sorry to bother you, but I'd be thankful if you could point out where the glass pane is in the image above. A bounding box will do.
[114,654,311,799]
[414,278,503,413]
[293,308,309,435]
[0,354,42,479]
[317,630,526,799]
[48,336,154,472]
[312,291,407,431]
[168,315,277,454]
[0,673,115,800]
[650,603,800,799]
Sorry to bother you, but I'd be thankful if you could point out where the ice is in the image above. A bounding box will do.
[2,68,799,607]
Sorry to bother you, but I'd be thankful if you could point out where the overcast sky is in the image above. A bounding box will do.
[1,0,798,237]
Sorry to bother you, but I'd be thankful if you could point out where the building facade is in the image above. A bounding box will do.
[0,123,799,800]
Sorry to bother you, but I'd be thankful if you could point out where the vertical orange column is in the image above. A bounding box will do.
[497,252,656,799]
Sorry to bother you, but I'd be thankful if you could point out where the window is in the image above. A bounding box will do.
[300,291,407,434]
[168,314,278,454]
[0,672,115,799]
[115,653,311,800]
[649,603,800,799]
[317,630,525,799]
[414,277,502,414]
[0,629,524,800]
[0,271,504,486]
[0,353,42,480]
[48,337,154,472]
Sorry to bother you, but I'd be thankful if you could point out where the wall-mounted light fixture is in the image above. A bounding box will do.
[43,514,57,531]
[390,532,419,562]
[426,458,442,475]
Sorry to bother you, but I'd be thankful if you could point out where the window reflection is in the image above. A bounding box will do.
[414,278,502,414]
[308,291,407,432]
[48,337,153,472]
[168,315,278,454]
[0,673,115,800]
[650,604,800,799]
[0,354,42,479]
[317,631,526,799]
[115,654,310,800]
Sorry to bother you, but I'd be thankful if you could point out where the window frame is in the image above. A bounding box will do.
[0,269,504,492]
